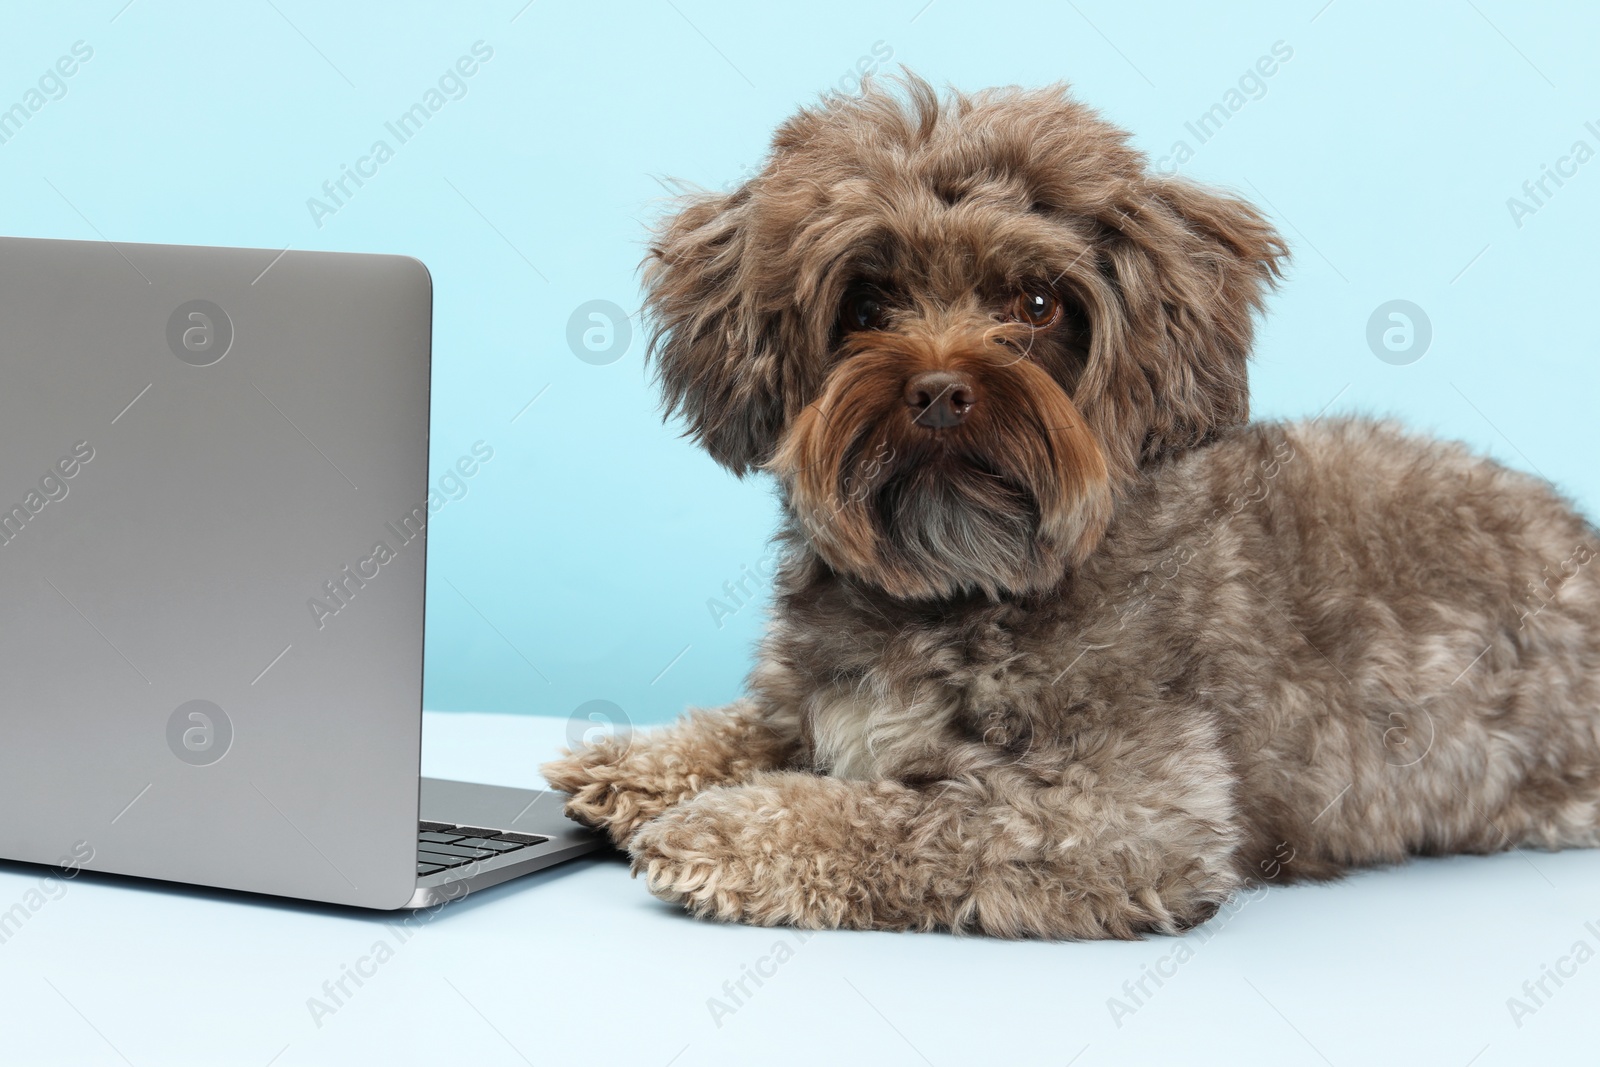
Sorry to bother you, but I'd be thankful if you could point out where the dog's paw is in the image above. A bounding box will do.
[627,790,772,924]
[539,739,673,848]
[627,775,890,929]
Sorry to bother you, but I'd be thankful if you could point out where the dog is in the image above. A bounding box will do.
[541,75,1600,939]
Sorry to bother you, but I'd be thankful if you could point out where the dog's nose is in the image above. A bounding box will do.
[904,370,976,429]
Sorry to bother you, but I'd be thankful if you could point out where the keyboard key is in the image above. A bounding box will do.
[416,850,473,869]
[418,831,465,845]
[448,825,502,838]
[419,821,456,833]
[417,862,445,875]
[422,842,498,860]
[491,832,548,845]
[465,838,525,852]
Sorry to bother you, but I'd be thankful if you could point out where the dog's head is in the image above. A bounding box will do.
[644,76,1286,600]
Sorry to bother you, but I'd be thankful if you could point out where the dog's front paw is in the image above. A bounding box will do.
[539,737,677,848]
[627,790,772,924]
[542,702,793,848]
[627,775,893,929]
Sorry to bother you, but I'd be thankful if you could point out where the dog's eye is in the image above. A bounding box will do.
[841,291,888,332]
[1010,288,1061,327]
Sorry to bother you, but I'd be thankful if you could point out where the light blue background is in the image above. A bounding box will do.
[2,0,1596,730]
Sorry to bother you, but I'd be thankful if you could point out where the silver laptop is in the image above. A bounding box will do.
[0,235,601,909]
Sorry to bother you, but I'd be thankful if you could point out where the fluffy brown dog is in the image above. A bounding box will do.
[542,76,1600,939]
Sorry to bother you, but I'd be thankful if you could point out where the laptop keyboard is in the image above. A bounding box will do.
[416,821,548,876]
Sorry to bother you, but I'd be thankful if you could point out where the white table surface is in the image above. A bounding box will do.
[1,710,1595,1066]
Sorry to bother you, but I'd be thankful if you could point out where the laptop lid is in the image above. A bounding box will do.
[0,236,431,908]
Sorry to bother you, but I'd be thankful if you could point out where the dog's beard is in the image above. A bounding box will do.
[872,455,1050,595]
[770,339,1112,600]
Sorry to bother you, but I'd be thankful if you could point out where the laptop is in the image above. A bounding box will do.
[0,235,601,909]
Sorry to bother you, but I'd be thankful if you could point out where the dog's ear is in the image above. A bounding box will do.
[642,186,788,476]
[1086,178,1287,468]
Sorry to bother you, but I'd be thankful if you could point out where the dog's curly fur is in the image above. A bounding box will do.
[542,76,1600,939]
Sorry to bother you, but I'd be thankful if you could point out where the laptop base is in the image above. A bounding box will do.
[406,778,605,909]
